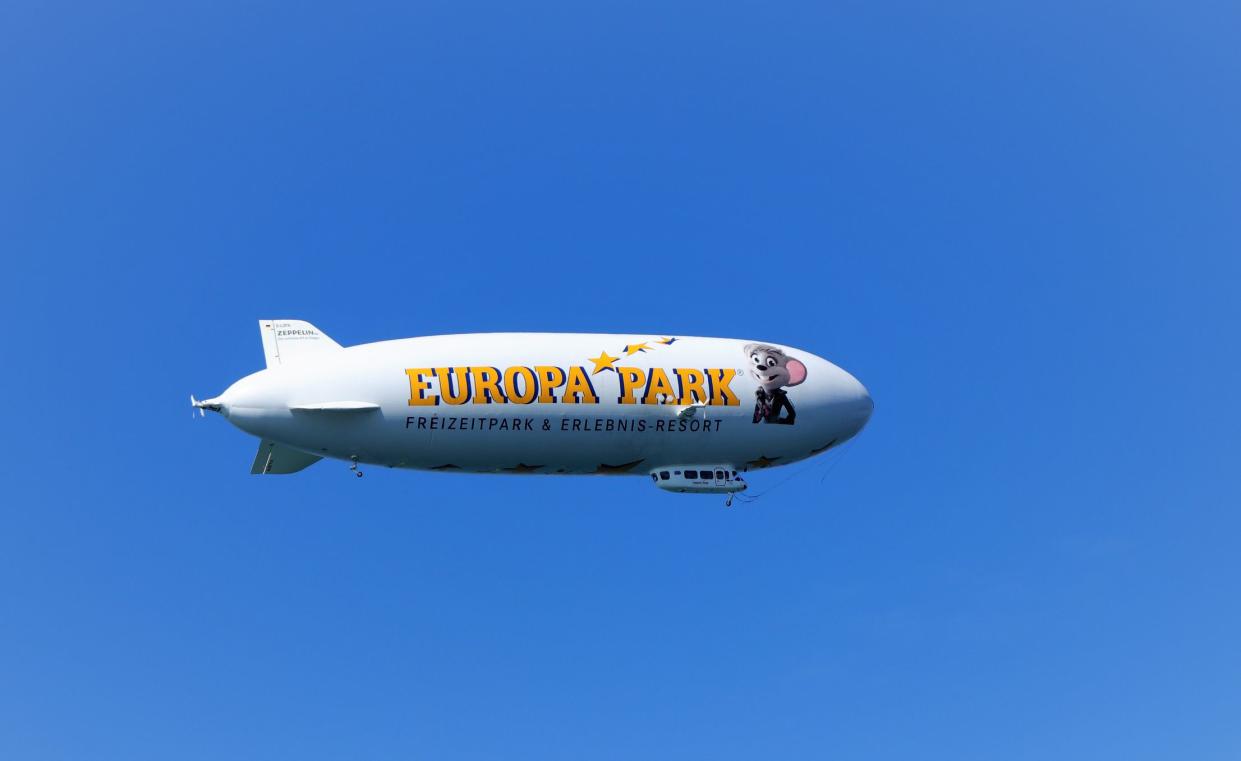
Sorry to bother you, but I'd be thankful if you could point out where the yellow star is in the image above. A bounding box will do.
[588,351,620,374]
[656,337,678,345]
[624,342,651,355]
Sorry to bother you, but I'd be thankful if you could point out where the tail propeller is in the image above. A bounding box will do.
[191,394,222,418]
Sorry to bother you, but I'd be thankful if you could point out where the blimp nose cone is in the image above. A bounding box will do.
[856,380,874,427]
[837,369,873,440]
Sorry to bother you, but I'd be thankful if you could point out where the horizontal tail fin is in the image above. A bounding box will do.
[288,401,380,412]
[250,439,322,474]
[259,319,342,368]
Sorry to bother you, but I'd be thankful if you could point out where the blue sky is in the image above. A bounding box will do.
[2,1,1239,758]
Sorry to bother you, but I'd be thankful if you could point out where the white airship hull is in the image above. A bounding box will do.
[197,321,872,485]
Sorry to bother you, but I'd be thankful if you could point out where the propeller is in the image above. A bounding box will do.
[191,394,222,417]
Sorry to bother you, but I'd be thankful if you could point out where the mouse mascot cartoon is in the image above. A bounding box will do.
[745,343,807,425]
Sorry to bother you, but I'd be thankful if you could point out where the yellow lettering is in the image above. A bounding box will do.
[563,366,599,404]
[674,368,708,404]
[617,367,645,404]
[708,369,740,406]
[535,366,566,403]
[470,367,506,404]
[405,368,436,406]
[435,367,471,405]
[504,366,537,404]
[643,367,678,404]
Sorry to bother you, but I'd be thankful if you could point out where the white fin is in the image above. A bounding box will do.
[250,439,323,474]
[259,319,342,368]
[288,401,380,412]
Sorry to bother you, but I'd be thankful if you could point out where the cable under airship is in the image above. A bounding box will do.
[193,320,872,502]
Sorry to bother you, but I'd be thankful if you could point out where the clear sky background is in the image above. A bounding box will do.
[2,1,1239,758]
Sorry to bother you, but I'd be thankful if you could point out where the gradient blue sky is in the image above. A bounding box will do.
[2,1,1239,759]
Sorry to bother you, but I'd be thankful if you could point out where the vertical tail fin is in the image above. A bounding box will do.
[258,319,342,368]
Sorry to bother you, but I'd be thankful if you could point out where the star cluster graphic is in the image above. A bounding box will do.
[588,337,677,375]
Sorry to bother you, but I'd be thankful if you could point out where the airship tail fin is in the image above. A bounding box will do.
[258,319,343,368]
[250,439,323,474]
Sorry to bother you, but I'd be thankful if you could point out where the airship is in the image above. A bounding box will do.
[193,320,872,502]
